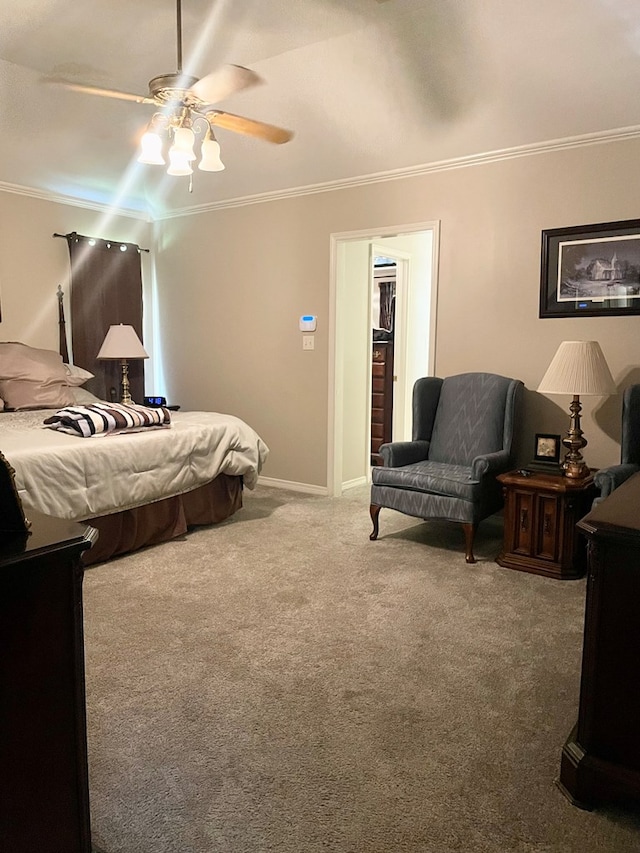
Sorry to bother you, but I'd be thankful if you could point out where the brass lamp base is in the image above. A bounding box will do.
[120,358,134,405]
[562,394,589,479]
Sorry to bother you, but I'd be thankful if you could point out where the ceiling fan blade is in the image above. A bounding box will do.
[191,64,262,104]
[206,110,293,144]
[42,77,153,104]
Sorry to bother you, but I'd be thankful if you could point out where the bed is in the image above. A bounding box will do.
[0,342,268,565]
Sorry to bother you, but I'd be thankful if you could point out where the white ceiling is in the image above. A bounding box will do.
[2,0,640,218]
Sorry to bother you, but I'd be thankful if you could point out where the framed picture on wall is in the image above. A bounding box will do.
[540,218,640,318]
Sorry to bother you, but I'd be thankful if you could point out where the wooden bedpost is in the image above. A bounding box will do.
[57,285,70,364]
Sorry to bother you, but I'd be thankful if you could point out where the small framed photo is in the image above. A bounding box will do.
[533,433,562,466]
[540,218,640,318]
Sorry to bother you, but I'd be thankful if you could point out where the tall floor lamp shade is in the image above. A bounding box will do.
[97,324,148,405]
[537,340,615,479]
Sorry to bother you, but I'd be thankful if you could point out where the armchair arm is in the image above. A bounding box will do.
[471,449,511,480]
[594,463,640,500]
[380,440,430,468]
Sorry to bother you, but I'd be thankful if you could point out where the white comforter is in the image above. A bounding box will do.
[0,409,268,521]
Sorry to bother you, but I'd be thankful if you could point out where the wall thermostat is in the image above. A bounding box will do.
[299,315,317,332]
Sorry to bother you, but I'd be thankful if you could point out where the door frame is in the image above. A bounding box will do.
[328,221,440,497]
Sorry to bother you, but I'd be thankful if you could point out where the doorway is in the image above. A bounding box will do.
[370,258,396,466]
[328,222,440,496]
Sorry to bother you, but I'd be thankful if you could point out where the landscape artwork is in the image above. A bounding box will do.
[557,234,640,303]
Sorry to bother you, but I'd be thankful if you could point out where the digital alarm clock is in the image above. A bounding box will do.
[144,396,167,407]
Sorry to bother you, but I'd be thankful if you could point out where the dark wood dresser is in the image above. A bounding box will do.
[558,471,640,808]
[0,512,97,853]
[371,340,393,466]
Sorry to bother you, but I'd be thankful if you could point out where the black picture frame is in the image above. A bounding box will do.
[540,219,640,318]
[0,451,31,536]
[533,433,562,466]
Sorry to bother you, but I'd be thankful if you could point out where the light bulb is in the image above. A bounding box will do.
[199,135,225,171]
[138,131,165,165]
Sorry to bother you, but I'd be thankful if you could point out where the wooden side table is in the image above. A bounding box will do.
[496,469,596,579]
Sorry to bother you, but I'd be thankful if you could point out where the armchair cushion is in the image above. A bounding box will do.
[372,459,481,502]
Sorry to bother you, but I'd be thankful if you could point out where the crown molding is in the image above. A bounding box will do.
[0,180,150,221]
[157,123,640,220]
[3,124,640,222]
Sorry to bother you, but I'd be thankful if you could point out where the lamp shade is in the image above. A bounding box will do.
[537,340,615,396]
[97,324,148,360]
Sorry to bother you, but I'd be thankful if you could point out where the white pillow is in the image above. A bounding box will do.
[72,387,104,405]
[64,363,95,386]
[0,342,75,409]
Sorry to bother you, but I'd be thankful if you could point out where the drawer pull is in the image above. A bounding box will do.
[520,507,528,531]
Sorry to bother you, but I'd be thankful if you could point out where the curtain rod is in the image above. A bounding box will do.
[52,232,150,253]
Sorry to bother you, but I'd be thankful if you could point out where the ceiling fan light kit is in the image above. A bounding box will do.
[46,0,292,187]
[138,109,226,176]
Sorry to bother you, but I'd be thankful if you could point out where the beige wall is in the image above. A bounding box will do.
[153,136,640,487]
[0,191,152,360]
[3,135,640,489]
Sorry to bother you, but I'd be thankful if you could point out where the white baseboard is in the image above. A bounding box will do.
[341,476,369,491]
[257,476,329,496]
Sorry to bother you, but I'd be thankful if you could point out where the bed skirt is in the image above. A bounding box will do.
[83,474,243,565]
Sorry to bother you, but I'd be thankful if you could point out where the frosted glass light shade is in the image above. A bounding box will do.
[138,131,165,165]
[172,127,196,160]
[537,340,615,396]
[97,324,148,360]
[199,136,225,171]
[167,147,193,176]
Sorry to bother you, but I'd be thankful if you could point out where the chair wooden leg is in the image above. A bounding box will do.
[369,504,381,540]
[462,522,477,563]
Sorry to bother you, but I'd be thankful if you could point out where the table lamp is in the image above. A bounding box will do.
[537,340,615,479]
[97,324,148,405]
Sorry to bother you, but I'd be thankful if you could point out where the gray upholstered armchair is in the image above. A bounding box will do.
[369,372,523,563]
[593,384,640,504]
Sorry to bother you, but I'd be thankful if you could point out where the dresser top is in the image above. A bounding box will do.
[579,471,640,539]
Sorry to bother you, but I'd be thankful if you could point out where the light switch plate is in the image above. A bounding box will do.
[302,335,315,350]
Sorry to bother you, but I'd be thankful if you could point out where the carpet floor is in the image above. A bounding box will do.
[83,484,640,853]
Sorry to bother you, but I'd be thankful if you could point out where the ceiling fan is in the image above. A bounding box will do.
[44,0,293,177]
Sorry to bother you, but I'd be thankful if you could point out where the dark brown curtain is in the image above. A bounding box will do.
[67,234,144,403]
[379,281,395,331]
